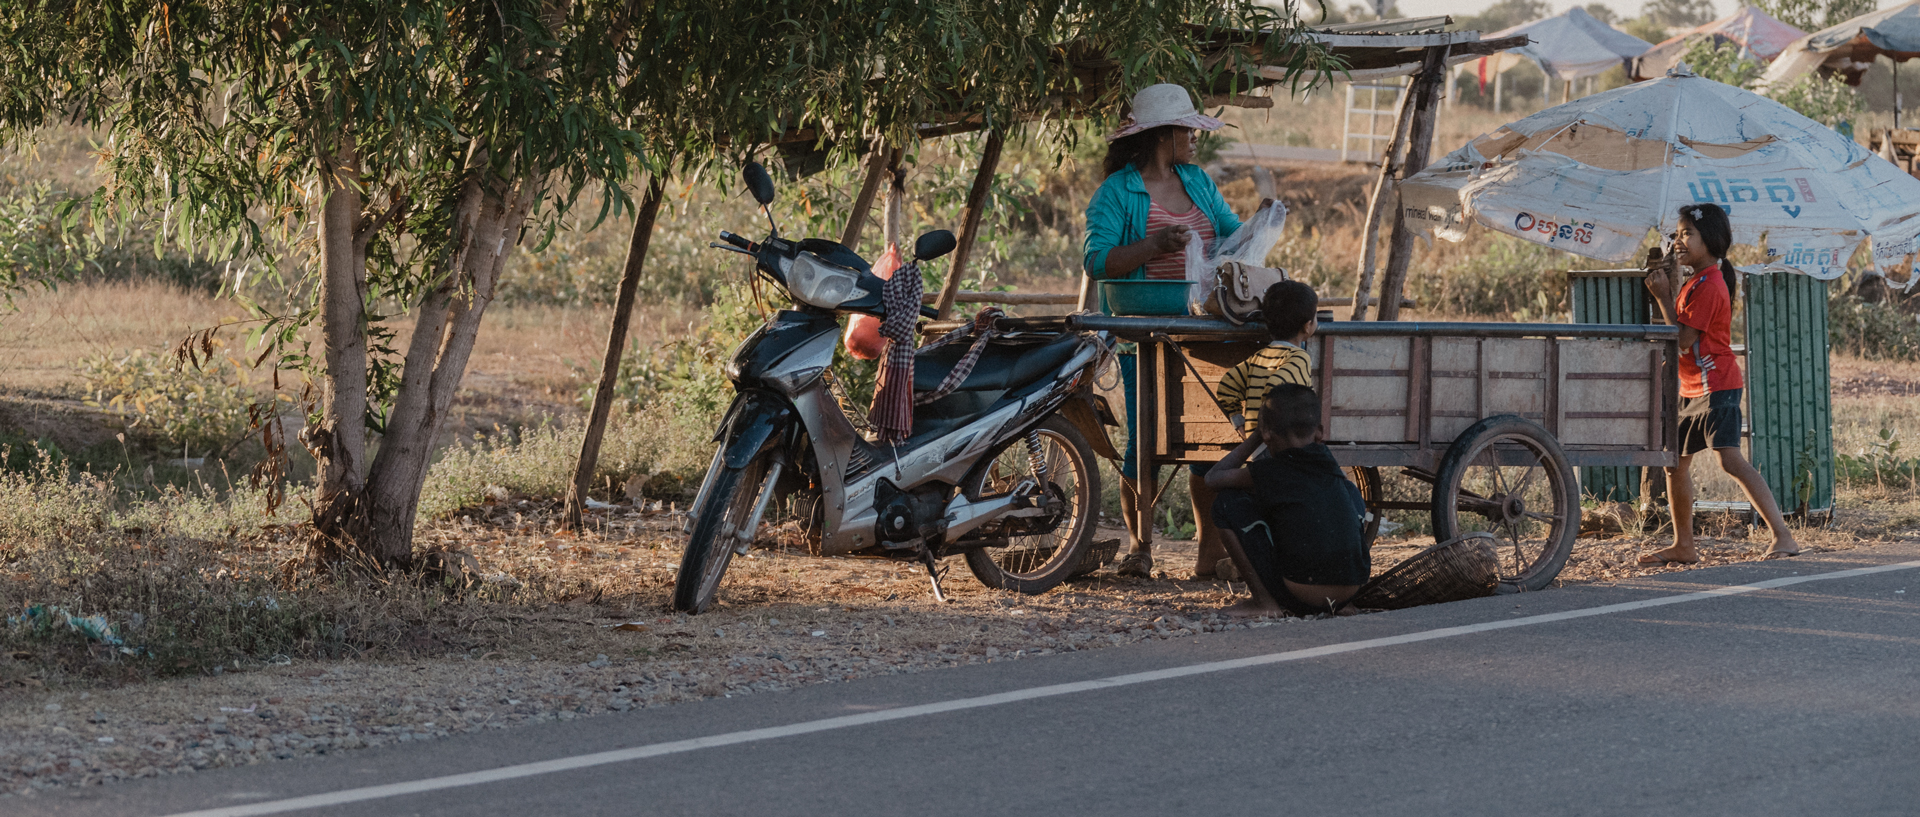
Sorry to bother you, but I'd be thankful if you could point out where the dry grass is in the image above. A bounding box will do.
[0,279,711,452]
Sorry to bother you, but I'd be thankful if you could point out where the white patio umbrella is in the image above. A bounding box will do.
[1401,65,1920,289]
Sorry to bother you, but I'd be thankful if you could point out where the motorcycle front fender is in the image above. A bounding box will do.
[721,390,795,469]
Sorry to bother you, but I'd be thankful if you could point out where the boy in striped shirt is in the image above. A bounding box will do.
[1216,281,1318,434]
[1190,280,1318,579]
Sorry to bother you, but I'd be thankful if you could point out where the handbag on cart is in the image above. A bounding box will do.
[1199,261,1288,325]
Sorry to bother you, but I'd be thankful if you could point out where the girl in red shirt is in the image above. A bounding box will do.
[1640,203,1800,564]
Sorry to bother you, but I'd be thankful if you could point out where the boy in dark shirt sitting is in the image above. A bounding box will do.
[1204,384,1370,617]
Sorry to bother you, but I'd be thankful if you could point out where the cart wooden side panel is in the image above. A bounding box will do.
[1136,323,1677,471]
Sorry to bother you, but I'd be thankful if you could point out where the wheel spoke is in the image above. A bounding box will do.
[1512,450,1549,496]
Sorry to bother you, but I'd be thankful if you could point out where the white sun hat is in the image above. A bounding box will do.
[1106,83,1225,141]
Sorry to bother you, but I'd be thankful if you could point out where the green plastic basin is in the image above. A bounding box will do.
[1099,280,1191,316]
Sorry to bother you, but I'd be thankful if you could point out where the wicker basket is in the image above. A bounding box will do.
[1351,533,1500,610]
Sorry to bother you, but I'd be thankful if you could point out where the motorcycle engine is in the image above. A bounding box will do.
[872,479,950,547]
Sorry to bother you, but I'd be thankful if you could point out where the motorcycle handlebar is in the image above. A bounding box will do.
[718,231,756,251]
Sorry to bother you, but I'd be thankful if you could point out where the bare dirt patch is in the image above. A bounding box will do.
[1830,356,1920,399]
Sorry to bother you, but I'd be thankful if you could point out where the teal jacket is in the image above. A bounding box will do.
[1082,163,1242,314]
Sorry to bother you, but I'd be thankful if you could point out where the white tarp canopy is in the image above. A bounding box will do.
[1632,6,1807,80]
[1402,66,1920,288]
[1761,0,1920,88]
[1458,7,1653,82]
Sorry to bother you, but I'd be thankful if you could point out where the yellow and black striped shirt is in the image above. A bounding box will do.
[1215,341,1312,432]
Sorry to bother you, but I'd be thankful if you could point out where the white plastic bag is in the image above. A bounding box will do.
[1187,199,1289,307]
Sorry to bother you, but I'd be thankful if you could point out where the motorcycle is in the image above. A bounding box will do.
[672,161,1118,613]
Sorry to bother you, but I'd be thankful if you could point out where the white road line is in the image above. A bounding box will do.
[163,559,1920,817]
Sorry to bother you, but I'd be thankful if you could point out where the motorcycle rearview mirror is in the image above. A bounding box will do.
[743,161,776,206]
[742,161,780,237]
[914,229,957,262]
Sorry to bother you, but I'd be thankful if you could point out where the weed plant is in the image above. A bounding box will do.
[1836,427,1920,491]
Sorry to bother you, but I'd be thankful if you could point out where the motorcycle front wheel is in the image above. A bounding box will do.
[671,452,773,614]
[961,415,1100,594]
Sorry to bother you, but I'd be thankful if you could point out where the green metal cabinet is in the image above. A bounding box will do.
[1743,273,1834,517]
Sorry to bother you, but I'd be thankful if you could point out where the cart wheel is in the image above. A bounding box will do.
[1432,415,1580,593]
[1344,466,1383,550]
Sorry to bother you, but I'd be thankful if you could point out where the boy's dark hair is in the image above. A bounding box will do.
[1261,280,1318,342]
[1258,384,1321,440]
[1677,202,1738,298]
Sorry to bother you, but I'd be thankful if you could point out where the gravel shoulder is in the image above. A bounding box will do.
[7,499,1914,801]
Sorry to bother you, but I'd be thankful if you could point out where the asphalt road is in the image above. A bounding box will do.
[32,541,1920,817]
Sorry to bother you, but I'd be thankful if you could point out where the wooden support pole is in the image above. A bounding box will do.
[882,148,907,249]
[1348,77,1419,321]
[563,176,667,529]
[839,145,895,249]
[1375,46,1450,323]
[935,129,1006,320]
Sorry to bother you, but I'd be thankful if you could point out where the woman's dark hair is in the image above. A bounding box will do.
[1678,202,1737,298]
[1102,125,1186,177]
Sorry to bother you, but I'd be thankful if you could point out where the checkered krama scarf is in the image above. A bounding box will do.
[868,262,923,442]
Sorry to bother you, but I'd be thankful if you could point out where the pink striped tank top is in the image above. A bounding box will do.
[1142,200,1214,280]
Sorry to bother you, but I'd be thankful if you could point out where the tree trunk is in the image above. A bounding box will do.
[563,176,667,529]
[358,152,545,566]
[307,137,373,561]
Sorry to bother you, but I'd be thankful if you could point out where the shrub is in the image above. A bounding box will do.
[1829,295,1920,362]
[1409,237,1569,320]
[80,348,258,458]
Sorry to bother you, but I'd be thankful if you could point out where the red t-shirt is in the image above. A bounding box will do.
[1674,263,1743,398]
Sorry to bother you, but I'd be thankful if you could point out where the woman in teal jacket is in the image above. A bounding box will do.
[1084,83,1242,578]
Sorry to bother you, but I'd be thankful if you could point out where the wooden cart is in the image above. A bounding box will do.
[1067,315,1681,591]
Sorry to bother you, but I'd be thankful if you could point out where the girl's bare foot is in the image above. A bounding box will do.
[1637,545,1700,565]
[1222,599,1283,619]
[1763,543,1801,559]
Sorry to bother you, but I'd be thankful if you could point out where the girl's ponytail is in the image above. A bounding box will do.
[1677,203,1737,298]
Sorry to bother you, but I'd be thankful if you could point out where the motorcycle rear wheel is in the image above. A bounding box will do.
[961,415,1100,594]
[672,453,772,614]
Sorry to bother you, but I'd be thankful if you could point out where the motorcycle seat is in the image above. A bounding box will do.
[912,333,1083,395]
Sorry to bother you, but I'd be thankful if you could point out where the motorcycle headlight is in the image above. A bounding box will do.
[788,251,865,309]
